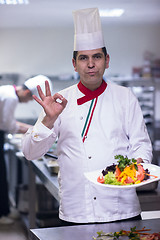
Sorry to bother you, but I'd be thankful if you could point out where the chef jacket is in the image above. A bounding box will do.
[22,81,152,223]
[0,85,19,133]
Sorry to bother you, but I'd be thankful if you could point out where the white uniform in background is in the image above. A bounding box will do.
[0,85,19,133]
[22,81,152,223]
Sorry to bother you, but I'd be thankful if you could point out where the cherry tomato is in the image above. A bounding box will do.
[97,175,104,184]
[125,177,134,184]
[136,165,145,182]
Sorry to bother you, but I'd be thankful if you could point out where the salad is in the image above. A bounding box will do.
[97,155,157,186]
[93,226,160,240]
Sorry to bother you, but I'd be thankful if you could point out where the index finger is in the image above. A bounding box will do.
[32,94,43,106]
[37,85,45,100]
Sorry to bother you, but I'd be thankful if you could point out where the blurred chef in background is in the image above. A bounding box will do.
[0,75,52,225]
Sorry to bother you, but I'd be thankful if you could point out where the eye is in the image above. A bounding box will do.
[78,55,88,61]
[94,54,102,59]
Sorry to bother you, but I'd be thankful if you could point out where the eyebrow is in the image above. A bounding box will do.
[93,53,103,57]
[78,52,103,59]
[78,54,87,59]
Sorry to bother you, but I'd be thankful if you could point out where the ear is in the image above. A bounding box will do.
[105,54,110,69]
[26,89,32,98]
[72,58,77,72]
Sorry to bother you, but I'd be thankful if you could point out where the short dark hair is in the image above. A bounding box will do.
[22,84,29,91]
[73,47,107,61]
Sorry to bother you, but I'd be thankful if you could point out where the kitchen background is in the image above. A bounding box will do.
[0,0,160,234]
[0,0,160,121]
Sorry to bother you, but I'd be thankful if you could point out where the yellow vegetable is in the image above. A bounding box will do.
[118,164,137,184]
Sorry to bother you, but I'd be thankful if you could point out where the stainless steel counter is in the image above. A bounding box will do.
[27,159,59,229]
[31,159,59,202]
[30,218,160,240]
[5,134,160,230]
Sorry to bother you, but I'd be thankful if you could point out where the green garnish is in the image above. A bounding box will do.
[115,155,138,172]
[93,226,142,239]
[127,227,140,239]
[104,172,123,185]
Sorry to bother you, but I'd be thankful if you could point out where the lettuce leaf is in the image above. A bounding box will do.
[104,172,123,185]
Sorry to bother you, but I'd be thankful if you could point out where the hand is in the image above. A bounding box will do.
[16,121,33,134]
[136,158,144,164]
[33,81,67,129]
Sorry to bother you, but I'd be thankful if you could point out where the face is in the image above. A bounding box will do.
[19,90,33,103]
[72,48,110,91]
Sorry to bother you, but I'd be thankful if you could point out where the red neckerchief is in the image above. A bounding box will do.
[77,80,107,105]
[13,85,16,91]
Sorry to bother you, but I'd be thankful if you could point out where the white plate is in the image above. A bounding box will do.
[84,163,160,189]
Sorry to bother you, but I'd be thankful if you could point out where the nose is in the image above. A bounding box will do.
[88,57,95,68]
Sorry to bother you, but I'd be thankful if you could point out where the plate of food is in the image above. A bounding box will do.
[93,226,160,240]
[84,155,160,189]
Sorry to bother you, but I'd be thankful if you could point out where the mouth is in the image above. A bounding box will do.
[87,71,96,76]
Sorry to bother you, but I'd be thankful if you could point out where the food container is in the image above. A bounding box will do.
[136,181,158,191]
[43,156,59,174]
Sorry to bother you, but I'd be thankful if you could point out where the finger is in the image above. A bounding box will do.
[56,97,67,109]
[136,158,143,164]
[33,95,43,106]
[61,97,68,107]
[37,85,45,100]
[45,80,51,97]
[52,93,67,107]
[53,93,64,101]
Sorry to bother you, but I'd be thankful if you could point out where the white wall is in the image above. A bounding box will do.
[0,23,160,120]
[0,27,74,77]
[0,23,160,77]
[103,23,160,77]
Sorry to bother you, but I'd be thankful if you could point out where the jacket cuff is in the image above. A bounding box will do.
[31,122,56,140]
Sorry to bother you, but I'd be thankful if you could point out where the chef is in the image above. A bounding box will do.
[22,8,152,225]
[0,75,52,225]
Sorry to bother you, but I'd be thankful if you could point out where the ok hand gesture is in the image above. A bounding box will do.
[33,80,67,129]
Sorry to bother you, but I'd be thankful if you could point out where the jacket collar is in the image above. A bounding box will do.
[77,80,107,105]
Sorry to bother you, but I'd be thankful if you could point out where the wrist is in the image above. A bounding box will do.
[42,115,57,129]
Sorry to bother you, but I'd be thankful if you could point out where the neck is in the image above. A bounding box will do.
[81,81,103,91]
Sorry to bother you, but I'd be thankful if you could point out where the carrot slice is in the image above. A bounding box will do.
[146,173,158,179]
[115,166,121,177]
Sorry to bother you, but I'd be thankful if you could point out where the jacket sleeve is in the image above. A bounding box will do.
[2,98,19,133]
[127,89,153,163]
[22,111,57,160]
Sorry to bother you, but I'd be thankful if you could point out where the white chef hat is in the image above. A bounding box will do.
[72,7,105,51]
[24,75,52,97]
